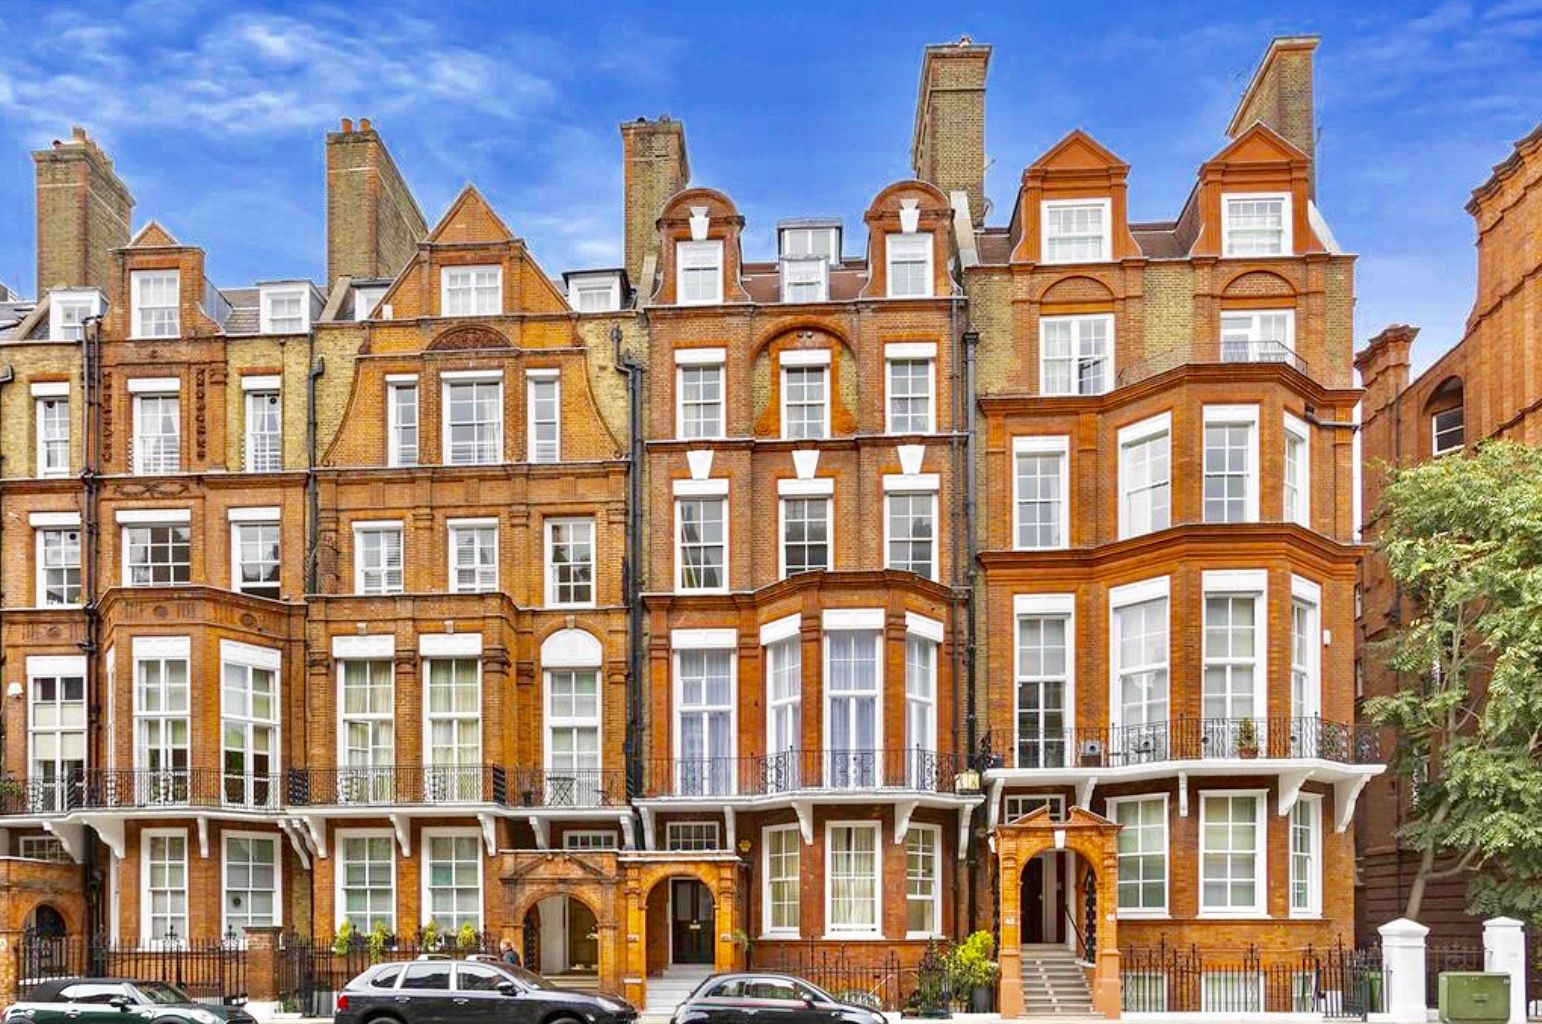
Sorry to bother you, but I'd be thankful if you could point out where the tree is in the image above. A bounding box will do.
[1364,441,1542,924]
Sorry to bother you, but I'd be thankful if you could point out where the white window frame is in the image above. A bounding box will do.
[1003,793,1067,823]
[885,347,936,434]
[337,657,395,797]
[779,494,832,578]
[672,641,738,797]
[568,274,622,313]
[884,490,938,580]
[35,388,70,478]
[526,371,561,464]
[761,823,801,938]
[905,627,940,765]
[544,517,596,607]
[219,641,281,811]
[780,256,829,303]
[230,514,281,599]
[1198,789,1268,918]
[132,636,190,785]
[676,357,725,440]
[448,518,499,594]
[1201,570,1269,746]
[824,820,882,936]
[132,389,181,475]
[353,285,387,322]
[1117,413,1171,539]
[222,831,282,938]
[1039,313,1114,396]
[259,286,310,335]
[1289,794,1323,918]
[544,663,602,808]
[353,521,404,595]
[131,270,180,339]
[1107,794,1169,917]
[764,629,802,781]
[441,372,503,466]
[242,382,283,473]
[780,357,830,441]
[1220,309,1296,362]
[1290,576,1322,724]
[420,827,484,932]
[440,265,502,317]
[141,827,189,944]
[121,515,192,588]
[26,657,87,815]
[1041,198,1112,264]
[1432,406,1465,456]
[562,830,618,851]
[386,376,419,467]
[904,823,942,939]
[779,225,840,265]
[35,522,82,607]
[1013,593,1074,770]
[885,233,933,298]
[675,494,729,593]
[1203,404,1261,524]
[1222,192,1292,258]
[334,828,397,932]
[48,289,100,341]
[1283,412,1310,528]
[422,654,482,801]
[822,622,884,787]
[1108,577,1171,738]
[676,240,724,306]
[665,821,721,852]
[1012,436,1070,550]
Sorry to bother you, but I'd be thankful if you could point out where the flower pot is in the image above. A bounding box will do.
[1238,746,1259,760]
[970,984,993,1013]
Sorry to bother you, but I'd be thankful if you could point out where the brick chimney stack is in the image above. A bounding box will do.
[325,118,427,290]
[33,125,134,297]
[1227,36,1319,197]
[620,116,690,293]
[912,37,991,226]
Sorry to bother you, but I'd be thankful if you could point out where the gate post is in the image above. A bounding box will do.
[1482,916,1526,1024]
[1378,917,1429,1024]
[243,927,284,1017]
[0,928,23,1009]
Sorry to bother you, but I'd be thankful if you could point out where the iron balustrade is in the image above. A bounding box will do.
[639,747,972,798]
[285,765,509,806]
[1120,942,1385,1018]
[1011,717,1379,770]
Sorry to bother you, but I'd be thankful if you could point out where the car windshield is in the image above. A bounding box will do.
[504,968,554,991]
[133,983,191,1005]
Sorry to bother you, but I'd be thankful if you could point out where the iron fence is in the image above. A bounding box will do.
[17,930,247,1006]
[1120,942,1384,1019]
[748,943,914,1012]
[1426,941,1486,1007]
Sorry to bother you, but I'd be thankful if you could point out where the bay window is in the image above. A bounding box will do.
[1203,405,1259,523]
[27,658,86,813]
[1014,436,1069,549]
[1015,595,1072,769]
[340,659,394,803]
[1199,792,1265,916]
[1118,415,1171,539]
[1111,579,1169,762]
[1040,314,1112,395]
[1284,413,1310,527]
[220,641,279,809]
[1289,796,1323,917]
[1201,571,1266,757]
[1110,795,1167,915]
[675,645,734,796]
[905,825,941,937]
[826,627,880,788]
[425,656,481,801]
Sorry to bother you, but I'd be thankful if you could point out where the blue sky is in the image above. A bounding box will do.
[0,0,1538,372]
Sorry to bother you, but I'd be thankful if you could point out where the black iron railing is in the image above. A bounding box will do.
[639,748,974,798]
[1121,942,1384,1018]
[286,765,508,806]
[1010,717,1379,770]
[18,929,247,1006]
[87,768,283,811]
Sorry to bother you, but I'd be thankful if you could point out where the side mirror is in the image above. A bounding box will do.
[108,997,130,1012]
[802,997,817,1010]
[496,982,519,997]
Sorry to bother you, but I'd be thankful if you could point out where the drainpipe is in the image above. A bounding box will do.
[305,356,325,594]
[611,324,646,822]
[79,313,104,938]
[0,364,13,773]
[961,325,979,940]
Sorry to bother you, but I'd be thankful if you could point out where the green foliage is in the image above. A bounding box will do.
[420,919,441,950]
[367,921,391,963]
[331,920,355,957]
[944,931,999,991]
[912,940,950,1014]
[1363,442,1542,925]
[1235,716,1258,751]
[455,922,479,951]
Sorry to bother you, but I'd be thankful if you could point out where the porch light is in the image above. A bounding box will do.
[955,768,981,794]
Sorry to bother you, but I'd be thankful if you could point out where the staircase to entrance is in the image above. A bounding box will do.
[1020,944,1097,1017]
[643,965,713,1019]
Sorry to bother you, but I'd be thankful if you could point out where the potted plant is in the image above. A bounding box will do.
[420,919,442,951]
[331,920,355,956]
[945,931,999,1013]
[1235,717,1260,759]
[367,921,391,964]
[455,923,479,951]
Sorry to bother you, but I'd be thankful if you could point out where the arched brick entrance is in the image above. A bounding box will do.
[996,806,1122,1018]
[502,852,624,995]
[621,857,742,1009]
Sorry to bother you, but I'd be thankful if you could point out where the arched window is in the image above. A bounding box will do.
[540,630,604,807]
[1426,376,1465,456]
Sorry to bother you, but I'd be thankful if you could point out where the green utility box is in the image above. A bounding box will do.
[1438,971,1510,1023]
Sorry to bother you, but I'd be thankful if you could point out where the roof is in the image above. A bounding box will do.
[220,287,260,335]
[26,978,135,1000]
[0,299,38,340]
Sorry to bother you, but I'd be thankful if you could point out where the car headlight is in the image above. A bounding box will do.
[188,1010,221,1024]
[594,998,626,1014]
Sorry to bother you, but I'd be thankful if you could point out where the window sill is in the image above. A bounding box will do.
[759,931,800,941]
[546,601,598,610]
[906,931,942,941]
[1116,910,1170,920]
[1196,911,1271,920]
[821,932,885,941]
[1288,911,1323,921]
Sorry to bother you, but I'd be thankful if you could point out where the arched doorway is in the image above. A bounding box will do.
[1020,847,1094,948]
[522,895,600,985]
[27,904,68,939]
[665,879,714,966]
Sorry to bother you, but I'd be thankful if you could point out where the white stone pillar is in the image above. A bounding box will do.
[1380,917,1430,1024]
[1483,916,1527,1024]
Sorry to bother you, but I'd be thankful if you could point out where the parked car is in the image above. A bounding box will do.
[1,978,253,1024]
[671,974,888,1024]
[334,959,636,1024]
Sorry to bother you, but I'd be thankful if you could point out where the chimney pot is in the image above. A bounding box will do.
[360,118,372,131]
[340,117,353,133]
[71,125,87,141]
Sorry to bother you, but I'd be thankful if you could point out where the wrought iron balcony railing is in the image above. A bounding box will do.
[0,769,285,815]
[639,747,972,799]
[1008,717,1379,771]
[287,765,508,807]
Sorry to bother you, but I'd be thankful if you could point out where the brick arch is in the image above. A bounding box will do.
[1037,274,1117,305]
[660,186,740,222]
[426,324,512,351]
[1220,268,1297,298]
[621,859,742,1008]
[751,324,858,437]
[864,178,951,216]
[508,885,612,932]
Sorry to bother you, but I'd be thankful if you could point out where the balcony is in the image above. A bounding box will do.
[285,765,627,810]
[0,769,283,815]
[1114,342,1310,388]
[1218,338,1306,372]
[639,747,973,800]
[1007,717,1379,771]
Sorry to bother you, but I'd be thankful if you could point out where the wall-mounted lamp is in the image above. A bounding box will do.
[7,682,23,698]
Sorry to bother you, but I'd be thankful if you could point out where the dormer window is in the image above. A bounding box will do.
[131,270,180,339]
[1041,199,1111,264]
[441,265,502,317]
[259,285,310,334]
[886,234,933,298]
[676,241,723,306]
[49,289,101,341]
[779,224,840,265]
[353,285,387,321]
[568,273,623,313]
[1222,194,1291,257]
[780,257,828,303]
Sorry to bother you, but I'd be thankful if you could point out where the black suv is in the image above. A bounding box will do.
[335,959,636,1024]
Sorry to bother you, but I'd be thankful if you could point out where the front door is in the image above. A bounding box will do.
[670,879,713,965]
[1021,857,1046,943]
[1020,854,1068,945]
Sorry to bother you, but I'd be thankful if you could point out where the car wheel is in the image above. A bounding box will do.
[545,1014,584,1024]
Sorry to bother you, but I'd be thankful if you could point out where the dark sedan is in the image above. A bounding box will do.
[670,974,887,1024]
[1,979,252,1024]
[334,959,635,1024]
